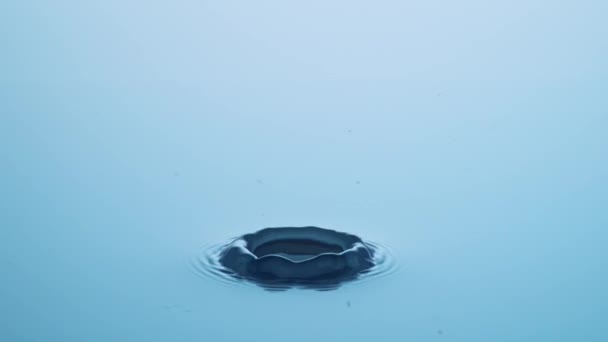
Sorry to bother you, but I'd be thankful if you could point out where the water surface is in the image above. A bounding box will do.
[2,1,607,341]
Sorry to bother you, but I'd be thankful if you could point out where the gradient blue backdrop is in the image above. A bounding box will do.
[1,1,607,341]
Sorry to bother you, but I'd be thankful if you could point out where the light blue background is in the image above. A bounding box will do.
[1,1,607,341]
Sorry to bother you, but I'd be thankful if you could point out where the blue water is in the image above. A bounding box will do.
[2,1,607,341]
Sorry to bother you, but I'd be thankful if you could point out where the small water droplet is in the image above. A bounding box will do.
[346,300,351,308]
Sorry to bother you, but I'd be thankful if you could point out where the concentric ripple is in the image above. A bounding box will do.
[189,226,399,291]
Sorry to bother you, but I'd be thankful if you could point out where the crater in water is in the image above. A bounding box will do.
[192,226,396,291]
